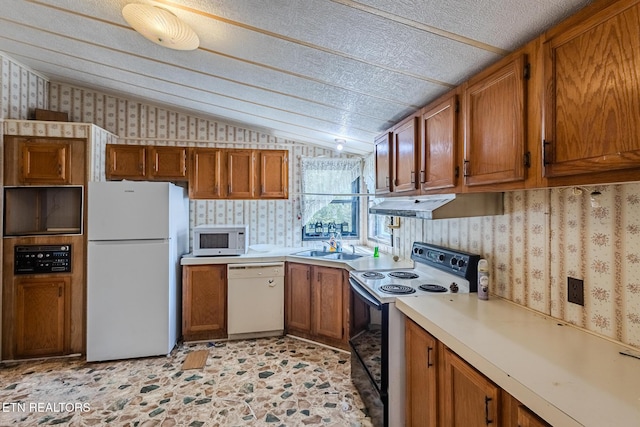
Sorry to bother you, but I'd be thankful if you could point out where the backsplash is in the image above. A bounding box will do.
[383,184,640,349]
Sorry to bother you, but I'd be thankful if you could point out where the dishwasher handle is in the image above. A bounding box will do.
[227,262,285,279]
[228,262,284,269]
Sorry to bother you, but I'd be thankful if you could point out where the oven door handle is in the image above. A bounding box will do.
[349,278,383,310]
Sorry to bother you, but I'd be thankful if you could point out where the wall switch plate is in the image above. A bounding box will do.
[568,277,584,306]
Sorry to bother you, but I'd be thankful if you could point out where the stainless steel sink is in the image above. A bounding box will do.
[323,253,363,260]
[293,250,364,260]
[293,250,331,257]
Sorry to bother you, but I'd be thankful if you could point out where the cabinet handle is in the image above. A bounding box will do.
[485,396,494,425]
[307,270,310,280]
[261,185,265,195]
[57,164,62,176]
[524,151,531,168]
[385,176,389,187]
[228,184,231,194]
[463,160,470,177]
[455,165,460,178]
[543,140,552,165]
[410,171,415,184]
[427,346,433,367]
[419,170,425,183]
[139,163,143,172]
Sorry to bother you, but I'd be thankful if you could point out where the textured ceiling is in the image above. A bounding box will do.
[0,0,593,154]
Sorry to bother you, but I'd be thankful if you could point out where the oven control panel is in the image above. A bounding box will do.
[411,242,480,282]
[14,245,72,275]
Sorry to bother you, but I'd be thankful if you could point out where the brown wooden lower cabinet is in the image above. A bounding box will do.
[406,319,550,427]
[182,264,227,341]
[15,277,70,358]
[405,318,438,427]
[285,262,349,350]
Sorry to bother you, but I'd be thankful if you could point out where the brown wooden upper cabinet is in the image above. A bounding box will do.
[420,93,458,192]
[542,0,640,178]
[226,149,256,199]
[148,146,188,180]
[21,140,72,185]
[106,144,147,180]
[258,150,288,199]
[392,115,420,194]
[189,147,223,199]
[374,131,393,195]
[189,148,288,200]
[463,54,528,187]
[4,136,86,186]
[106,144,187,181]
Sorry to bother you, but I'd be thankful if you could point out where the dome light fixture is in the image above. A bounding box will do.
[122,3,199,51]
[335,138,346,151]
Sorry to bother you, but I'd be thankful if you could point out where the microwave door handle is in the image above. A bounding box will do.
[349,278,383,310]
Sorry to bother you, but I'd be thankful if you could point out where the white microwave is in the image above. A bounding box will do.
[193,225,248,256]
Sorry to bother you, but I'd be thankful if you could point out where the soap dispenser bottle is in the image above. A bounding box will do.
[477,259,490,300]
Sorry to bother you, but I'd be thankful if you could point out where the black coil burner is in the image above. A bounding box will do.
[419,284,448,293]
[379,284,416,294]
[362,272,385,279]
[388,271,419,280]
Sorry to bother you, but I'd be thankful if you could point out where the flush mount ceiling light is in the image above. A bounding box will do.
[335,139,346,151]
[122,3,199,51]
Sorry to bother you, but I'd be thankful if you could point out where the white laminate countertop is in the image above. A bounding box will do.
[180,247,413,271]
[396,294,640,427]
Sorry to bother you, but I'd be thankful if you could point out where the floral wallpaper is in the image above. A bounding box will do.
[384,184,640,350]
[0,53,47,120]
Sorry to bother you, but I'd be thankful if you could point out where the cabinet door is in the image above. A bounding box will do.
[375,132,392,195]
[420,94,458,192]
[464,55,527,186]
[543,2,640,177]
[106,144,146,180]
[405,319,438,427]
[148,146,188,180]
[285,263,312,334]
[442,347,500,427]
[226,149,255,199]
[15,277,69,358]
[258,150,288,199]
[517,405,551,427]
[182,265,226,341]
[393,116,419,193]
[189,148,223,199]
[21,141,71,184]
[312,266,344,341]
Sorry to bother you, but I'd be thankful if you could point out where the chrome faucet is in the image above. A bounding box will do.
[348,244,356,254]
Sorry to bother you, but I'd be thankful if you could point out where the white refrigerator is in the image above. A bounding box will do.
[87,181,189,362]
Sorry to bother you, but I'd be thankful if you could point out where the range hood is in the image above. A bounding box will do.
[369,193,504,220]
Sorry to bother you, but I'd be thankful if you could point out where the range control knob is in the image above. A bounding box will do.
[450,257,457,266]
[437,253,445,262]
[457,259,466,268]
[450,283,459,293]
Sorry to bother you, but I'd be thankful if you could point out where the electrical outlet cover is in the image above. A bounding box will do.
[568,277,584,306]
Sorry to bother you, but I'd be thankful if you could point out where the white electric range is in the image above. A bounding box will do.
[348,242,481,427]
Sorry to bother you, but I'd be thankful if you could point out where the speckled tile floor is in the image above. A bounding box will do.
[0,337,374,426]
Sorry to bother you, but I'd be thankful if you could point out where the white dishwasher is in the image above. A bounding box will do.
[227,262,285,339]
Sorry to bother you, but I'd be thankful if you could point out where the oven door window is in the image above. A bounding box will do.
[350,280,385,393]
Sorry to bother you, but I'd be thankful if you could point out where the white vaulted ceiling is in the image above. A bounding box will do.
[0,0,593,154]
